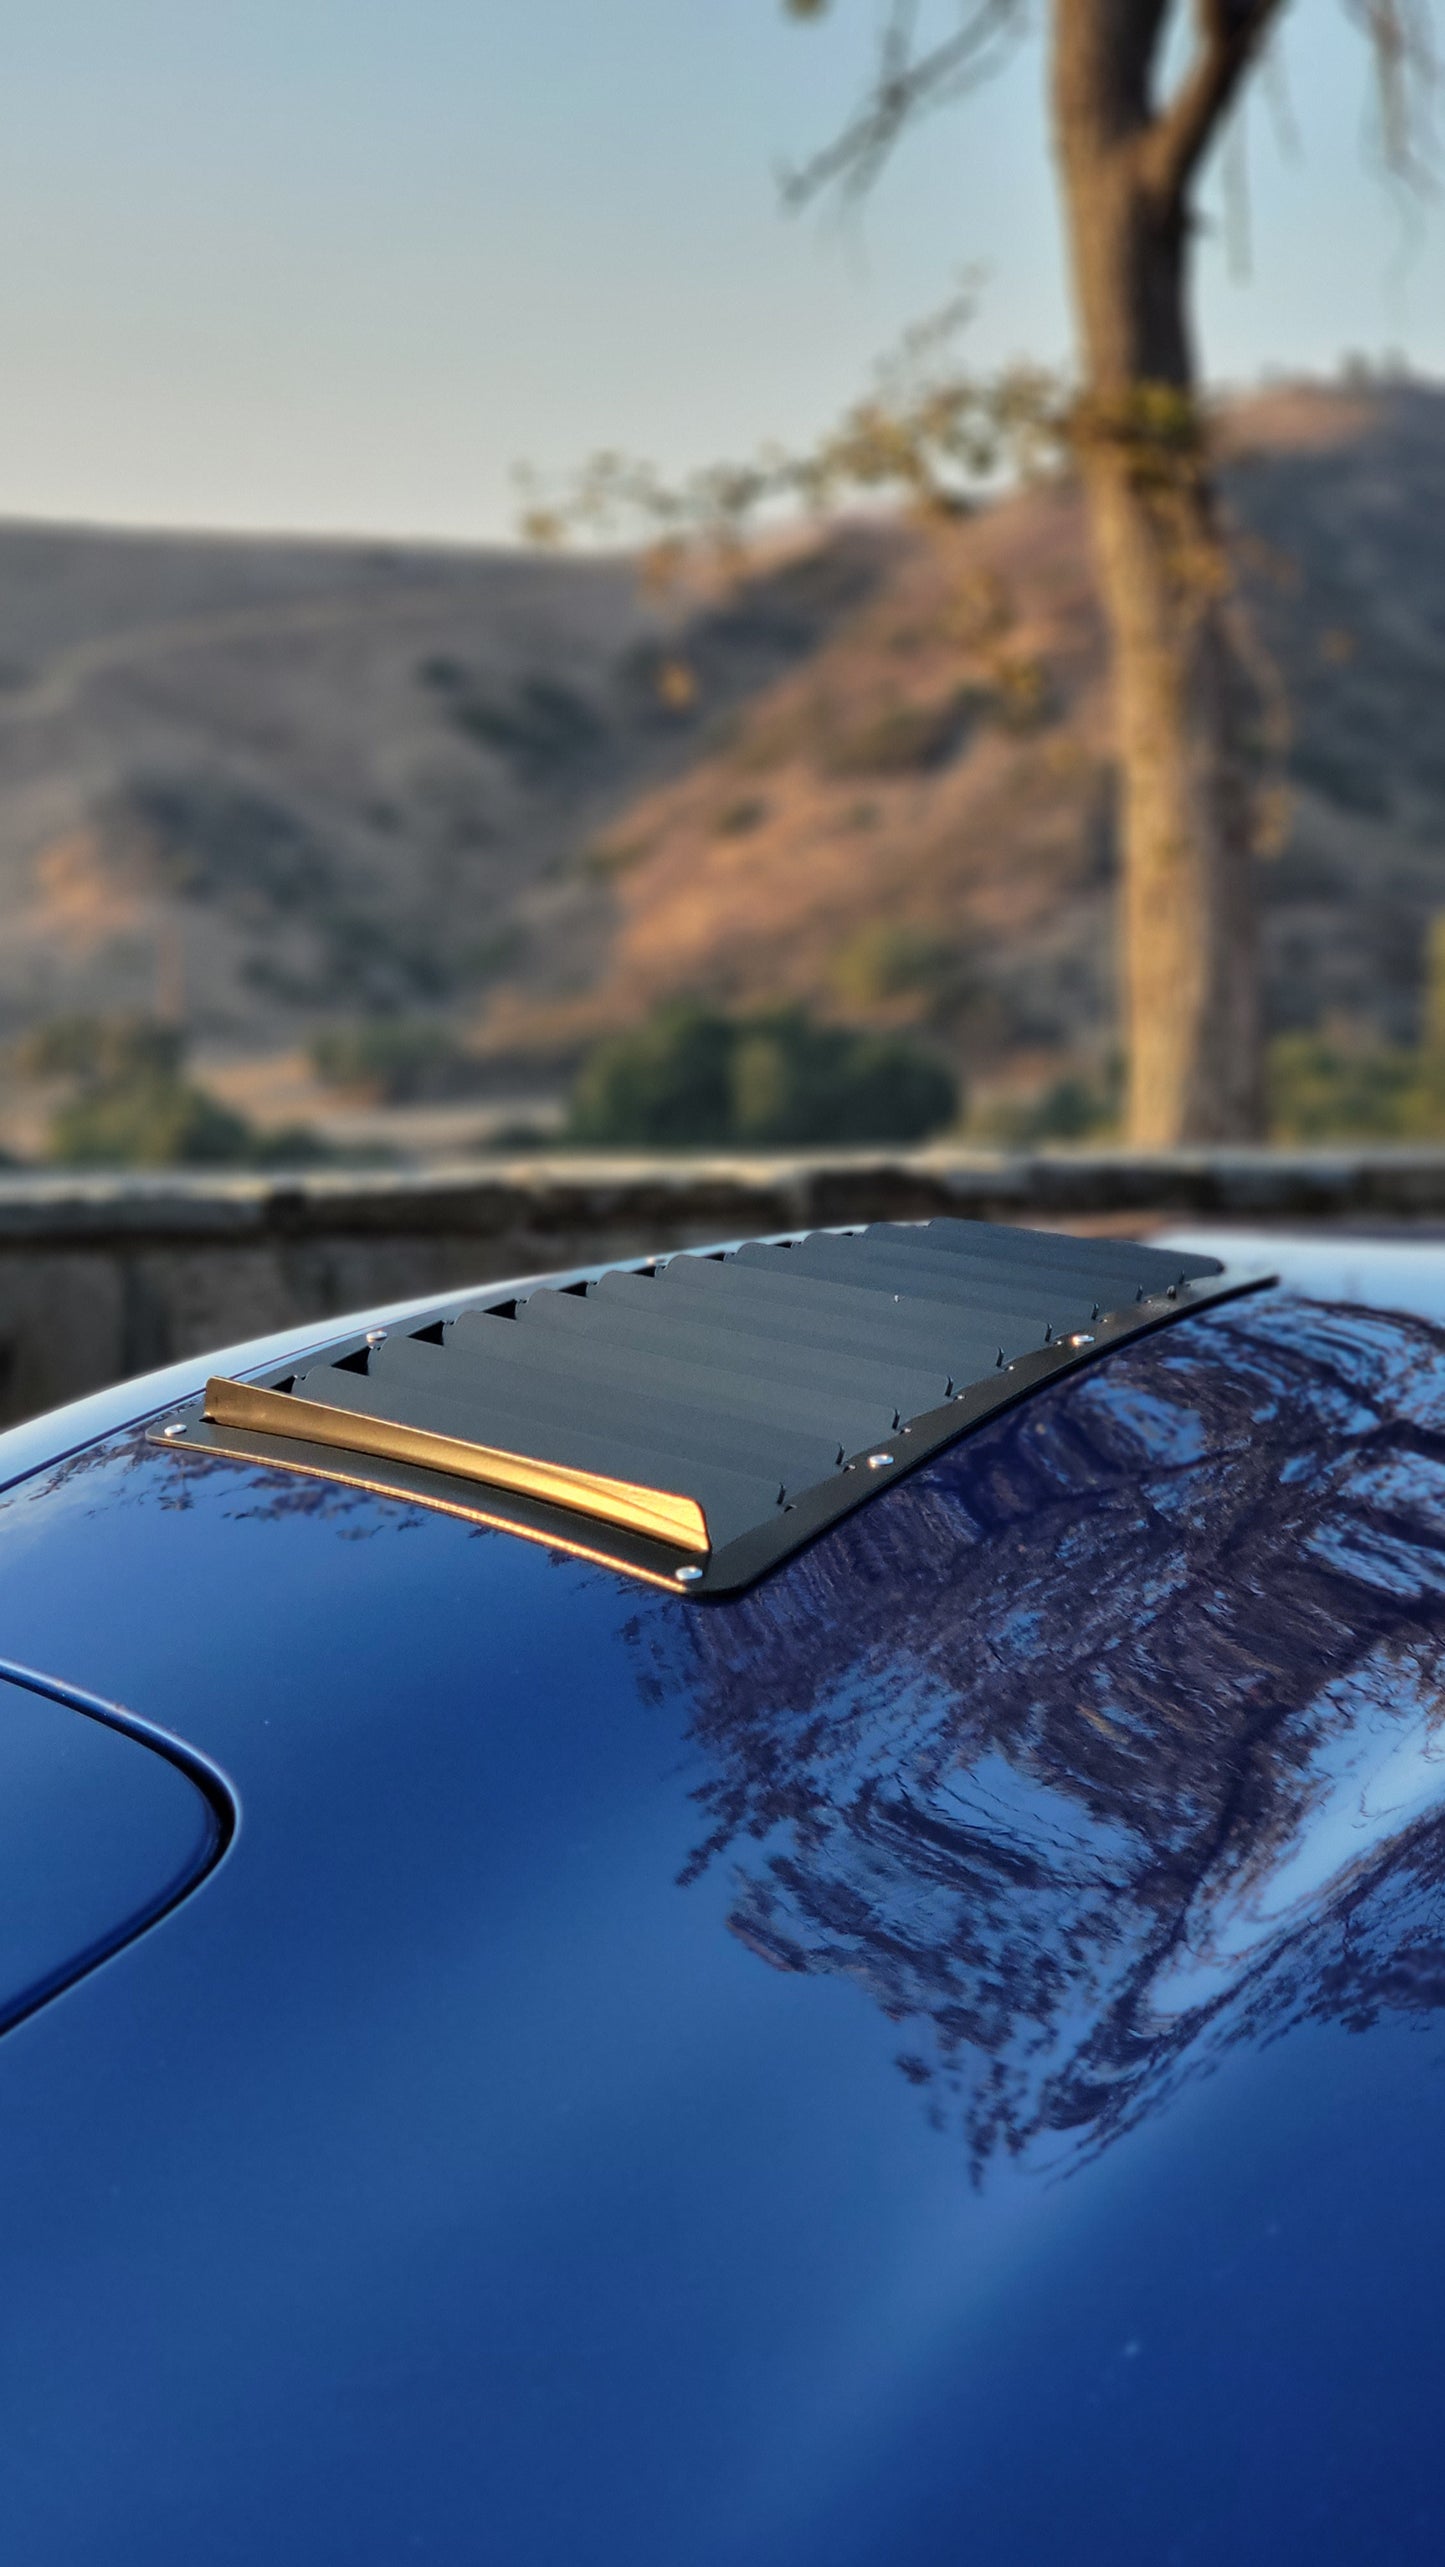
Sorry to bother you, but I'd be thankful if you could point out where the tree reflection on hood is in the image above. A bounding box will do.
[642,1289,1445,2177]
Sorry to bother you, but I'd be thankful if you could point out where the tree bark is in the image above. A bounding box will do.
[1051,6,1265,1143]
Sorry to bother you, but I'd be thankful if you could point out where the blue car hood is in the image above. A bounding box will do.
[0,1283,1442,2564]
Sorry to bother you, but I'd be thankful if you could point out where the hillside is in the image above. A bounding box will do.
[492,380,1445,1096]
[0,519,869,1066]
[0,378,1440,1140]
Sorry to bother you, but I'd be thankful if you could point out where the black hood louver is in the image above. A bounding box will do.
[159,1220,1264,1595]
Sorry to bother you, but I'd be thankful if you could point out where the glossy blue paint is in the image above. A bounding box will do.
[0,1284,1442,2560]
[0,1670,219,2031]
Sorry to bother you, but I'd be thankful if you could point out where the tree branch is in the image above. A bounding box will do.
[1342,0,1438,187]
[1142,0,1287,211]
[781,0,1027,207]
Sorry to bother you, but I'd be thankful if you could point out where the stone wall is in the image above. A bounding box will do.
[3,1146,1445,1429]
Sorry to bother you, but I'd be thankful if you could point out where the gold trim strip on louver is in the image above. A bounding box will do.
[201,1377,712,1555]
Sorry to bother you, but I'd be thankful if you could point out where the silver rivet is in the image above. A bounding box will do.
[867,1452,895,1470]
[675,1564,703,1584]
[1068,1332,1095,1347]
[162,1421,184,1439]
[366,1329,387,1346]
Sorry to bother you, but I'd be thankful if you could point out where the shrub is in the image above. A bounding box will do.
[50,1072,253,1168]
[449,675,604,778]
[569,1007,737,1148]
[18,1015,184,1085]
[1267,1032,1420,1140]
[714,796,768,837]
[113,776,335,909]
[820,688,982,778]
[828,924,958,1011]
[566,1004,958,1149]
[32,1013,328,1167]
[972,1062,1122,1147]
[580,835,651,880]
[310,1018,475,1104]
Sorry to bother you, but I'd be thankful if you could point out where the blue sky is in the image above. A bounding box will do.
[0,0,1436,543]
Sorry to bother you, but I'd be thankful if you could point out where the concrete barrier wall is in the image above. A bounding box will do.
[3,1146,1445,1429]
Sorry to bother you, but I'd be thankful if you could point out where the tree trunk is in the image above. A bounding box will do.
[1051,16,1264,1144]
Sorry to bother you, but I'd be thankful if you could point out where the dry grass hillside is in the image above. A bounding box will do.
[0,377,1440,1141]
[487,380,1445,1104]
[0,522,859,1063]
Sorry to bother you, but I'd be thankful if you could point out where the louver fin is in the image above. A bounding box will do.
[158,1220,1268,1596]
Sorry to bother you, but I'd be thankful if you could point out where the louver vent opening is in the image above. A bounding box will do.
[160,1220,1264,1595]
